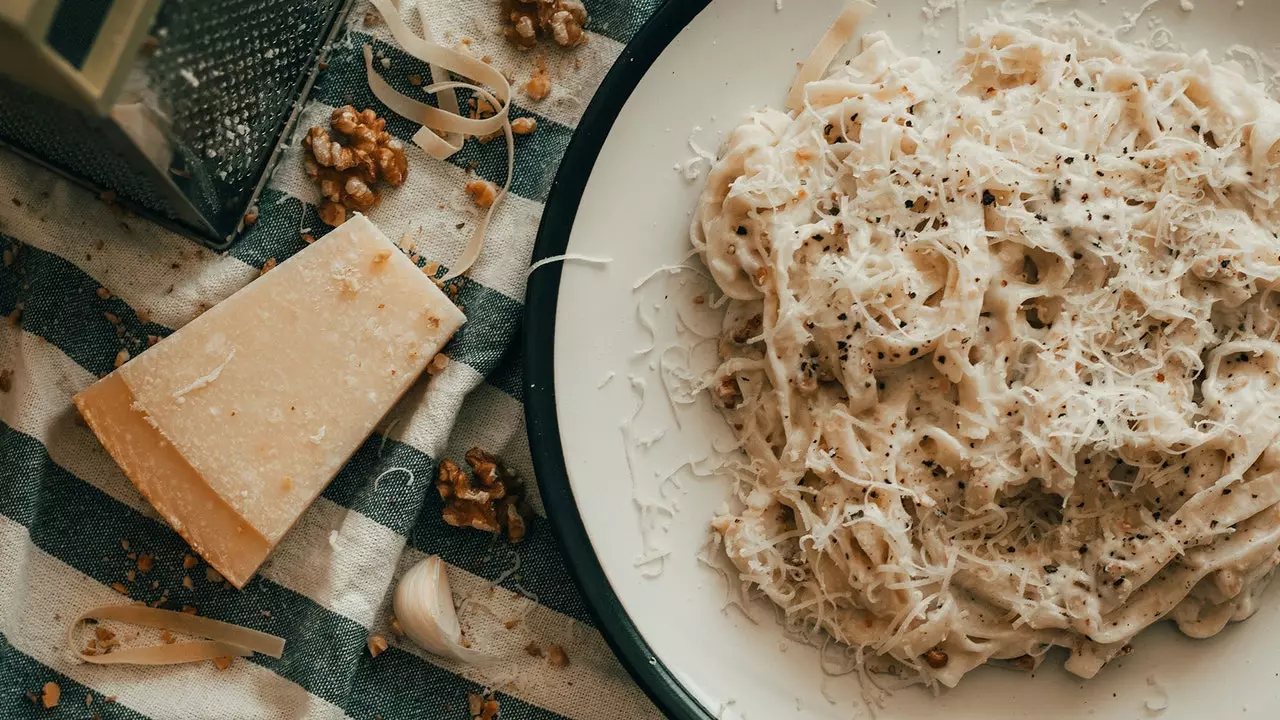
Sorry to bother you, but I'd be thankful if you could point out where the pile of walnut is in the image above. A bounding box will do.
[437,448,529,543]
[501,0,587,49]
[302,106,408,227]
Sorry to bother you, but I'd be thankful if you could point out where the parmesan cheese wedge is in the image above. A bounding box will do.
[75,215,465,588]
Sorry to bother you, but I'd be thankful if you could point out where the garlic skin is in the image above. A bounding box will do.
[394,555,492,663]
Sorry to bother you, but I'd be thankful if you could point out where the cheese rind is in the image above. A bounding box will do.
[75,215,465,587]
[74,373,272,588]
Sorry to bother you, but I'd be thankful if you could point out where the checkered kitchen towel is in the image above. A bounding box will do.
[0,1,666,718]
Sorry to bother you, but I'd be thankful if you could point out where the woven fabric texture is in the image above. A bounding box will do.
[0,1,666,718]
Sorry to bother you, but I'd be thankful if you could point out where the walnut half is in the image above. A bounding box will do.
[500,0,588,49]
[301,106,408,226]
[436,448,530,543]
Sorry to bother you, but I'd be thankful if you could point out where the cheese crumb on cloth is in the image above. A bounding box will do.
[0,1,663,718]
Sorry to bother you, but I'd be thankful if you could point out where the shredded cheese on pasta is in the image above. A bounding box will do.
[694,8,1280,687]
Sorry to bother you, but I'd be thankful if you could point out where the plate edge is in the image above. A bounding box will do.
[523,1,716,719]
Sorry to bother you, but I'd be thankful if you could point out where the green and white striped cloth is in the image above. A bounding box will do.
[0,2,665,718]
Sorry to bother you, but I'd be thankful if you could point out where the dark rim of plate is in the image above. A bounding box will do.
[523,1,715,718]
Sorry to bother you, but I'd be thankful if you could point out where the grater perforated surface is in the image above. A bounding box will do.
[147,0,347,230]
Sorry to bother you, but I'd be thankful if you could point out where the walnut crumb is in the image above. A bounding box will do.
[467,693,484,716]
[389,616,403,635]
[181,606,198,615]
[137,553,153,573]
[110,582,128,595]
[503,617,520,630]
[426,353,449,376]
[478,698,500,720]
[112,349,129,368]
[547,643,569,667]
[95,287,111,299]
[465,179,498,208]
[212,656,232,671]
[319,201,347,227]
[160,630,175,644]
[183,554,198,569]
[243,209,259,227]
[525,56,551,100]
[260,258,277,276]
[408,74,422,86]
[125,569,136,582]
[511,117,537,135]
[372,249,393,264]
[183,575,194,590]
[302,233,316,244]
[205,567,224,583]
[367,634,389,658]
[524,640,542,657]
[41,682,60,709]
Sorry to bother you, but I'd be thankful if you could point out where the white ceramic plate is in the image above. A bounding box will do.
[525,1,1280,718]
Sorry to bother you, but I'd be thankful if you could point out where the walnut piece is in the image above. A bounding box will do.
[501,0,539,49]
[319,201,348,227]
[367,633,389,658]
[302,106,407,226]
[465,179,498,208]
[544,4,586,47]
[42,682,60,709]
[511,117,537,135]
[437,448,530,543]
[547,643,569,667]
[525,56,551,101]
[501,0,588,49]
[437,459,501,533]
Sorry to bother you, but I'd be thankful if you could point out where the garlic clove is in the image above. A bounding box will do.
[394,555,493,663]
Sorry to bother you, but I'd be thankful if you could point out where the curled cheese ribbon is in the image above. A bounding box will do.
[787,0,875,114]
[364,0,515,281]
[69,605,285,666]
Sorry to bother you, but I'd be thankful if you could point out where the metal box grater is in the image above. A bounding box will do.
[0,0,353,249]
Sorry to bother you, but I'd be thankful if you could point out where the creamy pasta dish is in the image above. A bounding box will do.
[694,5,1280,687]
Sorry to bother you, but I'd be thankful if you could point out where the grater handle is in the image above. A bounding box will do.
[0,0,162,114]
[79,0,165,112]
